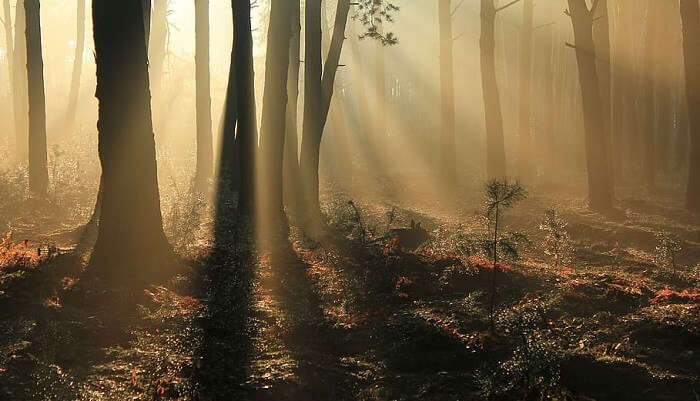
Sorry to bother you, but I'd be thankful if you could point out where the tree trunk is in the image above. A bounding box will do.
[640,0,657,191]
[24,0,48,196]
[149,0,167,96]
[233,0,257,216]
[13,0,28,164]
[90,0,171,281]
[439,0,456,182]
[2,0,14,147]
[567,0,614,211]
[540,0,556,178]
[680,0,700,212]
[299,0,323,225]
[259,0,292,228]
[283,0,301,211]
[194,0,213,191]
[300,0,350,227]
[593,0,613,192]
[65,0,86,132]
[480,0,506,179]
[516,0,533,181]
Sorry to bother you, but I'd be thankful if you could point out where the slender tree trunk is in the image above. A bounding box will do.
[65,0,86,132]
[680,0,700,212]
[90,0,171,280]
[233,0,257,216]
[259,0,292,228]
[567,0,613,211]
[24,0,47,196]
[480,0,506,179]
[283,0,301,211]
[150,0,167,97]
[194,0,213,191]
[2,0,14,147]
[439,0,456,182]
[541,1,556,178]
[13,0,28,164]
[516,0,533,181]
[640,0,657,191]
[611,0,631,181]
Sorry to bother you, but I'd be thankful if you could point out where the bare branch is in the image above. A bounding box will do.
[495,0,521,13]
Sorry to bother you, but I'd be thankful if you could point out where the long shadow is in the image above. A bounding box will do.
[254,238,361,400]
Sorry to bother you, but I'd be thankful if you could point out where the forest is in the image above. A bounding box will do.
[0,0,699,399]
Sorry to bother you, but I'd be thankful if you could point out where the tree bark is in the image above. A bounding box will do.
[283,0,301,211]
[516,0,534,182]
[13,0,28,164]
[2,0,14,147]
[593,0,613,191]
[65,0,86,132]
[259,0,292,228]
[24,0,48,196]
[439,0,456,182]
[233,0,257,216]
[90,0,171,281]
[567,0,614,211]
[680,0,700,212]
[480,0,506,179]
[640,0,657,191]
[194,0,213,191]
[300,0,350,227]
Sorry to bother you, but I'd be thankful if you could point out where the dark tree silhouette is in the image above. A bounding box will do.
[567,0,614,211]
[24,0,48,196]
[259,0,293,228]
[90,0,171,281]
[194,0,213,191]
[680,0,700,212]
[299,0,351,229]
[219,0,257,216]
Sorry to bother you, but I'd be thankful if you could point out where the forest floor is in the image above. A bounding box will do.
[0,176,699,400]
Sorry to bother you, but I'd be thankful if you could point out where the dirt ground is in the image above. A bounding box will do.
[1,177,698,400]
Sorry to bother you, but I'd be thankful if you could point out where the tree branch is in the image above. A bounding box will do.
[496,0,521,13]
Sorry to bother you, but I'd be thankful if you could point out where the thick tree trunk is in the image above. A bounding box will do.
[13,0,28,164]
[439,0,456,182]
[233,0,257,216]
[194,0,213,191]
[300,0,350,227]
[65,0,86,132]
[593,0,613,192]
[283,0,301,212]
[567,0,614,211]
[24,0,48,196]
[680,0,700,212]
[259,0,292,228]
[299,0,323,225]
[480,0,506,179]
[90,0,171,281]
[516,0,533,180]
